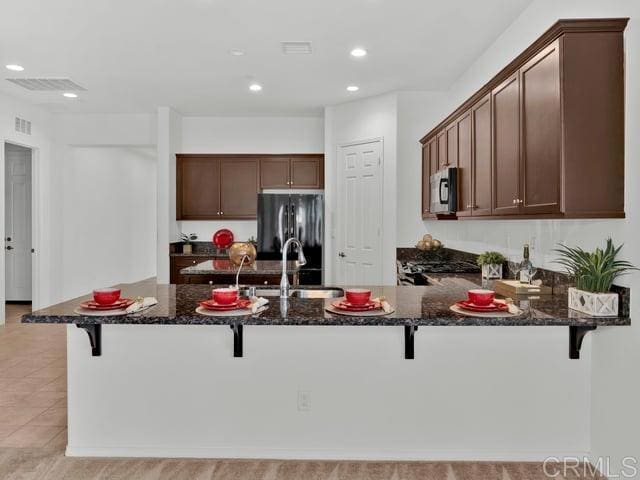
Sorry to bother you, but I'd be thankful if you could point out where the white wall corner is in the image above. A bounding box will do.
[156,107,182,283]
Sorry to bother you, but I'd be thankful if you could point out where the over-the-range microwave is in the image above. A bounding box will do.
[430,166,457,214]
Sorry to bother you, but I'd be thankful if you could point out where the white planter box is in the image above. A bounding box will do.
[481,263,503,280]
[568,287,618,317]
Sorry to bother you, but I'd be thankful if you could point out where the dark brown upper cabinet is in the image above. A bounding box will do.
[519,40,561,215]
[176,156,221,220]
[491,73,521,216]
[471,94,492,217]
[219,158,259,218]
[260,155,324,189]
[421,144,431,218]
[445,122,458,168]
[429,139,438,177]
[456,111,472,217]
[419,18,627,220]
[437,131,447,170]
[260,157,290,189]
[291,156,323,188]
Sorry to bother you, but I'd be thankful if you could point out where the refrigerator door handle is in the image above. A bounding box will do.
[284,205,289,241]
[290,205,295,239]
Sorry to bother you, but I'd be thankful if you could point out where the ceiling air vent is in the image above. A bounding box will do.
[15,117,32,135]
[281,41,312,54]
[6,77,87,91]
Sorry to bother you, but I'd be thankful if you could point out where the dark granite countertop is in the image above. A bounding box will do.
[181,260,301,276]
[22,276,630,327]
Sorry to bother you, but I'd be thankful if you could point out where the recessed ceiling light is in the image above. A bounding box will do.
[350,48,367,58]
[249,83,263,92]
[346,85,359,92]
[5,64,24,72]
[63,92,78,98]
[229,49,245,56]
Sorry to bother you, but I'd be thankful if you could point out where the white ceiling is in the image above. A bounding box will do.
[0,0,533,116]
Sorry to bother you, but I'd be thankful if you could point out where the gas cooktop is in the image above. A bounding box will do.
[399,260,480,285]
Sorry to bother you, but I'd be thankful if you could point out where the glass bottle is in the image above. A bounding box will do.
[519,244,534,284]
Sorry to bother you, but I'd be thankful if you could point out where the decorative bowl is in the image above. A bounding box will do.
[228,242,257,266]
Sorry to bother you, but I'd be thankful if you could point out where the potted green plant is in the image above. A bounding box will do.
[180,233,198,255]
[476,251,506,279]
[555,238,636,316]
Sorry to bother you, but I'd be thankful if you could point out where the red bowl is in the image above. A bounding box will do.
[212,229,234,249]
[345,288,372,306]
[212,288,239,305]
[93,288,121,305]
[468,289,495,306]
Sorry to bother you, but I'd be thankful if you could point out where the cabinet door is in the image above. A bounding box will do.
[445,122,458,167]
[422,145,431,217]
[456,111,472,216]
[471,94,492,216]
[429,139,438,177]
[176,156,220,220]
[260,157,290,188]
[291,156,324,188]
[437,131,447,170]
[520,40,561,215]
[492,73,521,215]
[219,158,259,218]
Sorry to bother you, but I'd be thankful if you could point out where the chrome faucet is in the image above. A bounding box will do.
[280,237,307,298]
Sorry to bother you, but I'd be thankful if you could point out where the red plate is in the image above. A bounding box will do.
[212,229,234,249]
[80,298,135,310]
[455,300,508,312]
[332,300,381,312]
[199,298,251,311]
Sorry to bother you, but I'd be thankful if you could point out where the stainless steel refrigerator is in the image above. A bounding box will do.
[257,193,323,285]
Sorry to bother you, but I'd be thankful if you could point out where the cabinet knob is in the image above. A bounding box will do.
[518,199,523,204]
[264,281,268,285]
[466,204,471,209]
[513,199,517,205]
[192,260,196,264]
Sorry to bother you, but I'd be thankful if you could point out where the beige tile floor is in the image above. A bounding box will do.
[0,303,604,479]
[0,304,67,450]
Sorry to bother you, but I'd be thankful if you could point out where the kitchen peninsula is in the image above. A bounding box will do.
[22,277,629,459]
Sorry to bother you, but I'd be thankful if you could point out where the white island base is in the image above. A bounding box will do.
[67,323,590,461]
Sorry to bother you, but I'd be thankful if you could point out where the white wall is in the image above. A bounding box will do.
[156,107,182,283]
[324,93,398,285]
[395,0,640,474]
[0,92,55,318]
[58,147,157,299]
[177,116,324,246]
[53,113,156,147]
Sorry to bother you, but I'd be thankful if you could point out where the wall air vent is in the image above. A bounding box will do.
[281,41,312,54]
[15,117,32,135]
[6,77,87,91]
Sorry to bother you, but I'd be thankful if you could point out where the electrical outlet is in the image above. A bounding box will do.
[297,390,311,411]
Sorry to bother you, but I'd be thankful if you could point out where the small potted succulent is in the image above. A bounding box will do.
[180,233,198,255]
[476,251,506,280]
[555,239,636,317]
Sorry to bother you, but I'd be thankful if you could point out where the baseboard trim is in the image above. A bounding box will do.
[66,445,589,462]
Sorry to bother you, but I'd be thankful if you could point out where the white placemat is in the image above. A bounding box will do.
[449,304,520,318]
[195,306,267,317]
[325,304,395,316]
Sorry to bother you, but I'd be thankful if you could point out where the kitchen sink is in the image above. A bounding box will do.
[237,287,344,299]
[291,288,344,299]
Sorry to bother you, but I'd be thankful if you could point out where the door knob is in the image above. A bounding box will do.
[338,252,346,258]
[6,246,13,250]
[5,237,11,241]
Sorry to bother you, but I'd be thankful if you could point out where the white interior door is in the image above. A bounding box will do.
[337,140,383,285]
[4,144,32,301]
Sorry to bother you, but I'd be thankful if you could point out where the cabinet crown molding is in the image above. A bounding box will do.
[419,17,629,145]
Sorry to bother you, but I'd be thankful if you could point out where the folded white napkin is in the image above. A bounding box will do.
[250,296,269,314]
[372,296,393,313]
[126,297,158,314]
